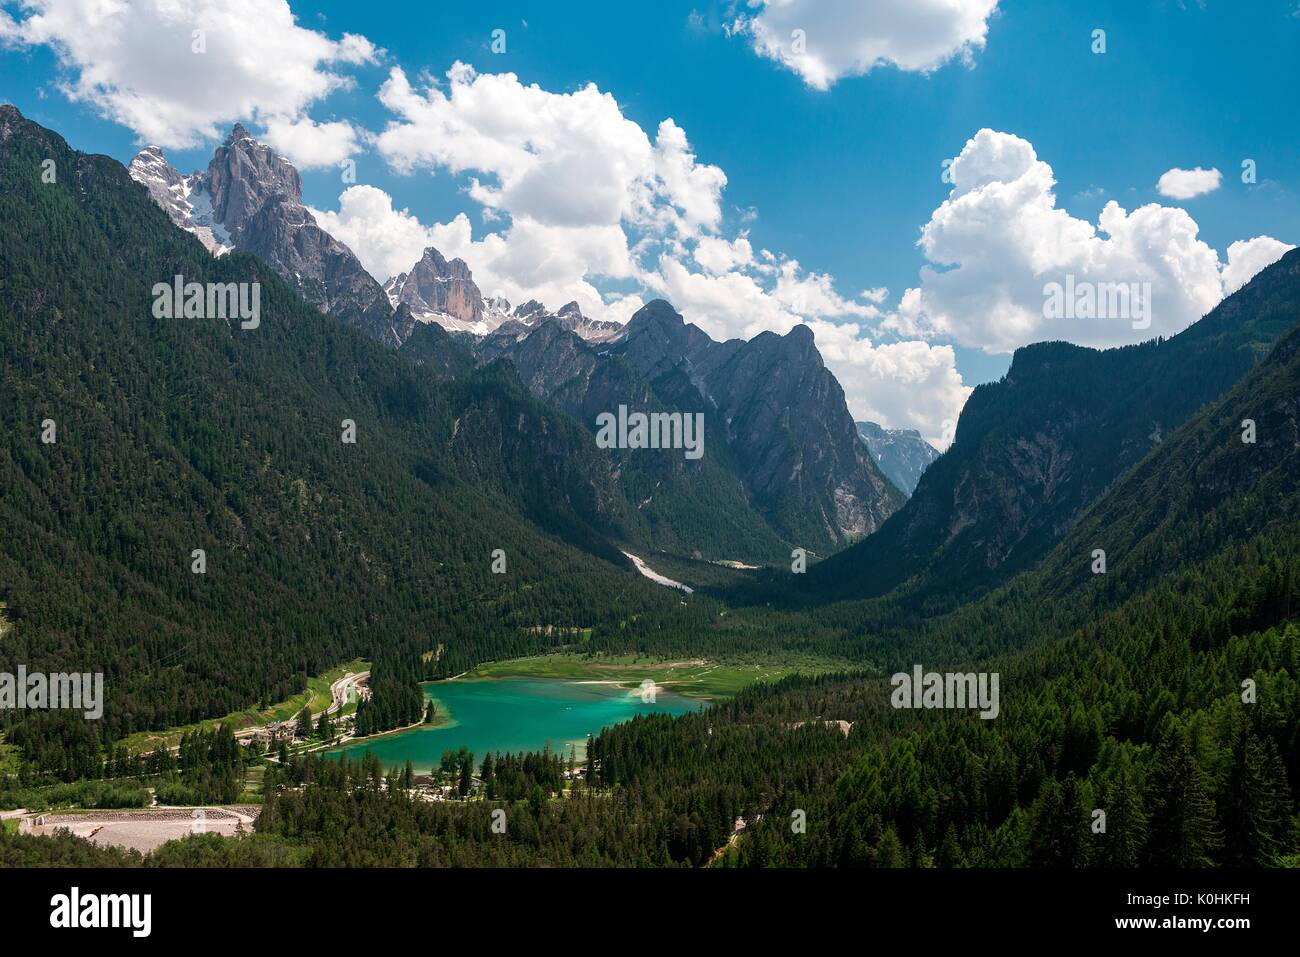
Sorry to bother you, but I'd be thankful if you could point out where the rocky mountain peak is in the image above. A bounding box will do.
[206,124,303,238]
[626,298,684,330]
[384,244,486,334]
[129,123,392,340]
[514,300,548,322]
[785,323,814,345]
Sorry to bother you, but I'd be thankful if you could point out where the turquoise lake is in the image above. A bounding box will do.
[325,677,702,772]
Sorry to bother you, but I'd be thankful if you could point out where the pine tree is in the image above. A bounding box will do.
[458,752,474,798]
[1222,722,1293,866]
[937,823,965,868]
[1147,729,1222,867]
[875,826,904,868]
[1095,769,1147,867]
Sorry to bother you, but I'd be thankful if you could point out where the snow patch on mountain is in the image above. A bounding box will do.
[128,147,232,256]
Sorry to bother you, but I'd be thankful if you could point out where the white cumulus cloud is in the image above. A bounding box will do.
[261,115,369,170]
[0,0,378,150]
[893,130,1291,353]
[1222,236,1296,295]
[1156,166,1222,200]
[376,63,723,238]
[732,0,999,90]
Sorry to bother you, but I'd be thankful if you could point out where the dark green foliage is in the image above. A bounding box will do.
[0,105,695,760]
[805,248,1300,608]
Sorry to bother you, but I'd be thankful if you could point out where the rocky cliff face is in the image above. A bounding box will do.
[383,246,486,336]
[127,146,231,256]
[479,298,902,552]
[609,302,902,549]
[856,421,939,497]
[129,126,396,343]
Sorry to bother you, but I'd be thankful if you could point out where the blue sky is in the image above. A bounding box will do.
[2,0,1297,444]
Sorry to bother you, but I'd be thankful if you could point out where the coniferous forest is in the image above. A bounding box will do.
[1,95,1299,885]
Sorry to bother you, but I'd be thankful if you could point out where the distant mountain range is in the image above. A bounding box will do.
[128,122,902,557]
[476,299,902,552]
[855,422,939,497]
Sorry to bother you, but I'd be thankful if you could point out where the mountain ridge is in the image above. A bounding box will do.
[808,246,1300,606]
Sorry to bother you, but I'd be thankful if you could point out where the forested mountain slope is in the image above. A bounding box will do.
[210,299,1300,869]
[476,317,791,561]
[0,105,686,765]
[807,248,1300,607]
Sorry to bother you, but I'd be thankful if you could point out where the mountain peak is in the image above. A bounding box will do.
[385,244,484,333]
[624,300,687,339]
[855,421,940,497]
[514,300,548,321]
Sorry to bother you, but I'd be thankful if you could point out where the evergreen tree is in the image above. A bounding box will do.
[1222,722,1293,866]
[1094,770,1147,868]
[1147,729,1222,867]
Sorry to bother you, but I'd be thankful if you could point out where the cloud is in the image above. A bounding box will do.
[646,254,968,448]
[2,0,378,149]
[261,115,368,170]
[694,234,754,275]
[314,59,972,446]
[651,118,727,236]
[1156,166,1222,200]
[773,260,882,319]
[732,0,999,90]
[893,129,1292,353]
[1222,236,1296,296]
[376,63,723,238]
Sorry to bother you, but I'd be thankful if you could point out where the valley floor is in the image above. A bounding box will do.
[461,653,838,698]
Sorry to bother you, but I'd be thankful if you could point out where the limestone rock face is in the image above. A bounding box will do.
[383,247,486,335]
[130,125,395,343]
